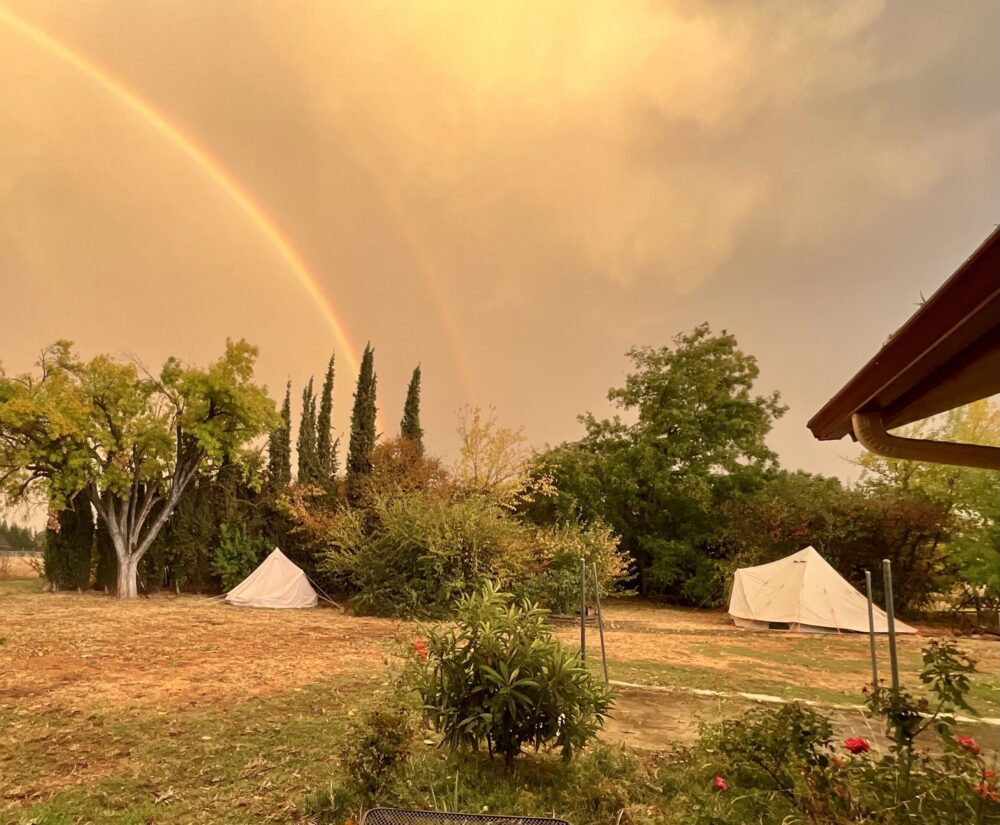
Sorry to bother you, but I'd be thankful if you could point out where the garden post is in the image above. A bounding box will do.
[580,556,587,664]
[864,570,879,690]
[593,562,609,684]
[882,558,900,692]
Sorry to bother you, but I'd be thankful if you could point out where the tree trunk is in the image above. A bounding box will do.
[116,554,140,599]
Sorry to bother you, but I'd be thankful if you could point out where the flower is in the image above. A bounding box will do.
[974,783,1000,803]
[957,735,981,756]
[984,769,997,779]
[844,737,870,754]
[714,775,729,791]
[412,638,428,660]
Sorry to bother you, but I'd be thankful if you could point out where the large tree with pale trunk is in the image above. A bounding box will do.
[0,339,278,598]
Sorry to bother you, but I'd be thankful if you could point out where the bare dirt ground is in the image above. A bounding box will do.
[0,584,400,714]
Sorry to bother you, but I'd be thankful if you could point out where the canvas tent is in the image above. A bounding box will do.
[225,548,318,609]
[728,547,917,634]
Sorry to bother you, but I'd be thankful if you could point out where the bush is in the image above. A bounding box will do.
[343,707,414,799]
[514,521,624,614]
[686,639,1000,824]
[410,582,614,764]
[211,522,266,591]
[314,490,625,617]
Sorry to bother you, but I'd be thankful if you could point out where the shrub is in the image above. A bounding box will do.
[687,639,999,824]
[514,520,625,614]
[343,707,415,799]
[211,522,266,591]
[410,582,614,764]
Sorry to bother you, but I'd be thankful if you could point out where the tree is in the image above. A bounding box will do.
[400,365,424,453]
[267,381,292,485]
[530,325,786,600]
[296,378,320,484]
[316,354,338,487]
[858,400,1000,619]
[454,405,531,502]
[346,344,377,504]
[44,491,94,591]
[0,340,278,598]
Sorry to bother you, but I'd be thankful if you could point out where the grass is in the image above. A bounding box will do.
[3,678,377,823]
[2,585,997,822]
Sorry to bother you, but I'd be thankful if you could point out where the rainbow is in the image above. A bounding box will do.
[0,6,363,377]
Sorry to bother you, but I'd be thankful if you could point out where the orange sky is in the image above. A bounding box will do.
[2,0,998,501]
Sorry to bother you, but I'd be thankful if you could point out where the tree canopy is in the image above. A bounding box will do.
[0,339,278,597]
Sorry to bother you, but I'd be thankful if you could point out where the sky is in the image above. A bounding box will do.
[2,0,999,513]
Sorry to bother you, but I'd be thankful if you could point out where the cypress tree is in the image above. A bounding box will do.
[95,517,117,593]
[346,344,377,504]
[316,354,338,485]
[400,365,424,453]
[44,492,94,591]
[267,381,293,485]
[296,378,320,484]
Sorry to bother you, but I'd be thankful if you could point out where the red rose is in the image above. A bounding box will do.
[412,639,428,660]
[957,736,981,756]
[844,738,870,754]
[714,775,729,791]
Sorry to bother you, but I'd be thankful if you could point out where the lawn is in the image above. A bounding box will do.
[2,578,997,822]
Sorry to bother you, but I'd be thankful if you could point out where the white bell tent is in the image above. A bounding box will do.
[224,548,319,609]
[728,546,917,634]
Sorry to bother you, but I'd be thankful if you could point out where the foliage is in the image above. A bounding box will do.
[453,405,532,504]
[317,492,534,616]
[341,707,415,800]
[43,491,94,591]
[0,339,278,598]
[369,435,451,498]
[267,380,293,486]
[346,344,377,505]
[211,522,267,592]
[0,518,42,552]
[719,470,954,613]
[296,377,320,485]
[400,365,424,453]
[859,400,1000,622]
[308,485,624,617]
[513,520,625,614]
[529,324,785,601]
[409,582,614,764]
[316,353,339,487]
[685,640,998,824]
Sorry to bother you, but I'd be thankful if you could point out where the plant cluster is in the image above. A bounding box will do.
[409,582,614,764]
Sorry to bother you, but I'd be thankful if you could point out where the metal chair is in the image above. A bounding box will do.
[360,808,572,825]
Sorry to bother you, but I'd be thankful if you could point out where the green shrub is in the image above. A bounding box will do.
[514,521,624,614]
[316,490,624,618]
[343,707,415,799]
[211,522,266,591]
[410,582,614,764]
[687,639,1000,824]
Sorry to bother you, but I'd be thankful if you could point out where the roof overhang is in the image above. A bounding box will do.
[808,227,1000,461]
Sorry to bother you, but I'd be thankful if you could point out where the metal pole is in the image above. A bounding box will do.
[864,570,879,690]
[580,557,587,664]
[593,562,610,684]
[882,559,900,691]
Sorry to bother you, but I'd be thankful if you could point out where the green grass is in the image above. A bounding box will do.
[2,677,382,824]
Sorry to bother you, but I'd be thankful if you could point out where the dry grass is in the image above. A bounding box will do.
[1,589,996,821]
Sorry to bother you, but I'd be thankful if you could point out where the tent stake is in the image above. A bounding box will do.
[864,570,879,690]
[882,559,900,692]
